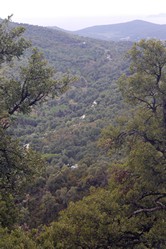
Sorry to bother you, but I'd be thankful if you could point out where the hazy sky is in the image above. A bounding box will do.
[1,0,166,30]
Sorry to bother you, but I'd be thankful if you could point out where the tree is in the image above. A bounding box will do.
[119,39,166,129]
[38,39,166,248]
[37,183,165,249]
[0,19,70,119]
[36,188,121,249]
[100,39,166,247]
[0,227,38,249]
[0,16,71,228]
[0,16,30,65]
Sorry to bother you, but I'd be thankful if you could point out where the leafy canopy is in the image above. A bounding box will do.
[0,16,71,229]
[39,39,166,248]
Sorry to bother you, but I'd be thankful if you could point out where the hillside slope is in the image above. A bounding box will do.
[7,21,132,166]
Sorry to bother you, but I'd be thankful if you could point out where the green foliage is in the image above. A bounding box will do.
[119,39,166,127]
[98,39,166,247]
[21,162,108,228]
[0,17,71,229]
[0,194,19,228]
[1,16,165,248]
[0,47,70,116]
[8,20,131,167]
[36,39,166,248]
[0,126,46,229]
[0,16,30,64]
[37,185,165,248]
[0,227,38,249]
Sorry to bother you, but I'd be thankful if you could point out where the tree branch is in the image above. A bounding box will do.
[132,204,166,216]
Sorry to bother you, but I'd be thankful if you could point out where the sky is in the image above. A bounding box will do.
[1,0,166,30]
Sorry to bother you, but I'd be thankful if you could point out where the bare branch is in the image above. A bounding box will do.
[132,204,166,216]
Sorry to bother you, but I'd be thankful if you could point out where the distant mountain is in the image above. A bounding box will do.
[74,20,166,41]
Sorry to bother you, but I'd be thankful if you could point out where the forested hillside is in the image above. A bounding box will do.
[8,20,132,167]
[0,17,165,248]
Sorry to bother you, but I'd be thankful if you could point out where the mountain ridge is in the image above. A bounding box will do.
[2,17,166,42]
[73,20,166,41]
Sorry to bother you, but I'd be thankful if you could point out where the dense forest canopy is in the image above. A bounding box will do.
[8,20,131,167]
[0,17,166,248]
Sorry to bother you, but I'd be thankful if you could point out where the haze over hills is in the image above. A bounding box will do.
[73,20,166,41]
